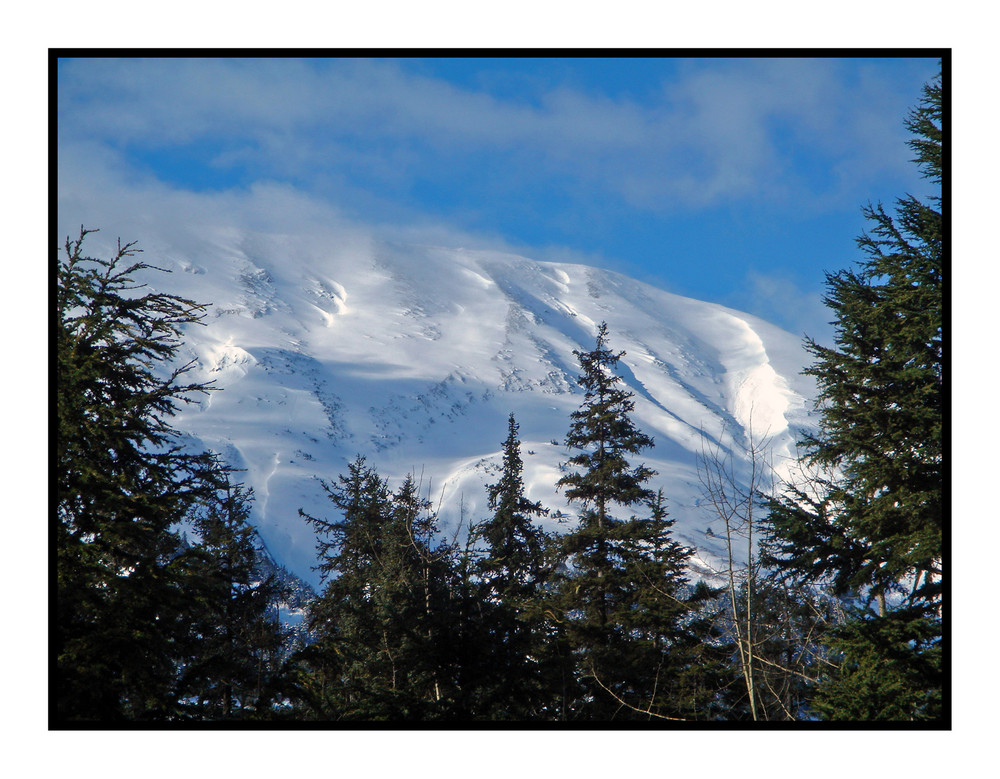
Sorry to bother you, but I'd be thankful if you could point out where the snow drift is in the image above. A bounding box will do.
[65,220,817,591]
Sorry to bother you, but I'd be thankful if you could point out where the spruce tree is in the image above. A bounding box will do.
[626,490,730,720]
[56,228,222,721]
[765,72,944,720]
[294,457,394,718]
[472,413,550,718]
[296,459,457,719]
[179,476,289,719]
[479,414,548,598]
[553,323,708,720]
[383,473,458,715]
[809,603,942,720]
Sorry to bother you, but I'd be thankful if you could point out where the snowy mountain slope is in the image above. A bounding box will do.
[74,223,818,591]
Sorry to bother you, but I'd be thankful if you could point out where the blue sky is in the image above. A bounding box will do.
[57,56,940,341]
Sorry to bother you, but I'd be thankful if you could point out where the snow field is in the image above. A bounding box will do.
[76,216,816,590]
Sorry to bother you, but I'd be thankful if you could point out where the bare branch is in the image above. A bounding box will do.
[588,666,688,721]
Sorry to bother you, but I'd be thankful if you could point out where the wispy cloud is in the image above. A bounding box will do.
[57,139,833,349]
[57,56,939,339]
[57,140,524,263]
[58,57,933,214]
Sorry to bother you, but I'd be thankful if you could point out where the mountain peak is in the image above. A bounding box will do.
[122,228,818,590]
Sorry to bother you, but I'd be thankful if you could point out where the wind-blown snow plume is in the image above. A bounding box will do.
[62,215,816,590]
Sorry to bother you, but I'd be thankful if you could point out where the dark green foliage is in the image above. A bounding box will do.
[558,323,656,517]
[56,228,223,721]
[616,491,731,721]
[552,323,715,720]
[784,72,941,608]
[294,458,458,719]
[293,457,395,718]
[812,606,942,721]
[468,414,551,718]
[178,477,289,719]
[762,478,867,598]
[383,474,460,714]
[516,532,583,721]
[765,72,944,720]
[478,414,548,598]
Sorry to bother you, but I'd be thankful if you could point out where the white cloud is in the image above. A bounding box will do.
[58,57,934,212]
[57,140,531,267]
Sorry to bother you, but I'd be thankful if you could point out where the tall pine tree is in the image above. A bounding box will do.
[553,323,709,720]
[293,457,394,718]
[765,72,944,721]
[56,228,222,721]
[479,414,548,599]
[472,413,550,718]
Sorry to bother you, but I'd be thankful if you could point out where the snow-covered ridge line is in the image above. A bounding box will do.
[86,225,818,590]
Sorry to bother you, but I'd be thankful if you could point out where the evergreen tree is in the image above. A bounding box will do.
[471,413,550,718]
[384,473,458,715]
[295,459,457,719]
[626,490,730,720]
[479,414,548,598]
[527,532,583,720]
[293,457,394,718]
[765,72,944,720]
[440,518,495,718]
[178,476,289,719]
[810,603,942,721]
[56,228,222,721]
[553,323,710,720]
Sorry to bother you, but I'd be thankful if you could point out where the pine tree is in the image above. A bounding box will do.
[383,473,458,715]
[479,414,548,598]
[294,457,394,718]
[810,603,942,720]
[627,490,730,720]
[56,228,222,721]
[765,72,944,720]
[178,476,289,719]
[471,413,550,718]
[296,459,457,719]
[553,323,708,720]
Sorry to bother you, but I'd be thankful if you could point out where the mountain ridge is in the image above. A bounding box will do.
[78,224,818,591]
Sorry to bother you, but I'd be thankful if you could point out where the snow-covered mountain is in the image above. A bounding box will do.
[80,223,818,591]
